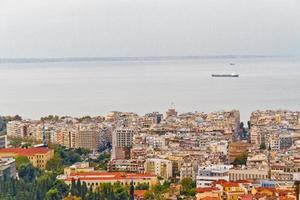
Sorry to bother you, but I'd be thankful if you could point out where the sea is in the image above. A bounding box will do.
[0,56,299,122]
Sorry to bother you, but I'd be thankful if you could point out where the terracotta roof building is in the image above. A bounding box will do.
[0,147,54,169]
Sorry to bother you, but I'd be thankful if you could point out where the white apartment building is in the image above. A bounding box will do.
[196,165,232,188]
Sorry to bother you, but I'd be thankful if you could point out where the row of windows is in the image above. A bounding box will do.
[229,173,268,180]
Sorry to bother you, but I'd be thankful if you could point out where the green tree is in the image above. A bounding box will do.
[260,143,266,150]
[52,180,69,198]
[232,152,248,166]
[180,178,196,196]
[18,163,39,182]
[15,156,30,170]
[46,154,64,173]
[45,188,60,200]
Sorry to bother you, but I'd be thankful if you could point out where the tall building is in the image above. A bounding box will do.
[76,130,100,151]
[144,158,173,179]
[0,135,7,149]
[112,128,134,159]
[6,121,22,137]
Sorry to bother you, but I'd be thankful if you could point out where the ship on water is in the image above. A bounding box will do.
[211,72,239,77]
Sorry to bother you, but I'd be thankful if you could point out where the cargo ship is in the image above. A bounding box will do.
[211,73,239,77]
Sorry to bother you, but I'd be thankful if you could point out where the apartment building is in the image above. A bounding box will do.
[112,128,134,159]
[144,158,173,179]
[76,130,99,151]
[0,135,7,149]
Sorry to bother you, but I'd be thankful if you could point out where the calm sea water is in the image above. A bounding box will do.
[0,57,299,122]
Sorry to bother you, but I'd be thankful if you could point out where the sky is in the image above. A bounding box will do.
[1,0,300,58]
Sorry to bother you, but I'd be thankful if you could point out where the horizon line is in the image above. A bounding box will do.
[0,54,291,64]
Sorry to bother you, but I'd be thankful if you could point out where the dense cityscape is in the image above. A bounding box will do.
[0,108,299,200]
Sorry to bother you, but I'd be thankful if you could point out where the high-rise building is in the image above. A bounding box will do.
[0,135,7,149]
[112,128,134,159]
[76,130,100,151]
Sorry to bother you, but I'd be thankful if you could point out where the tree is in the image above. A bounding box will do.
[180,178,196,196]
[45,188,60,200]
[247,121,251,129]
[15,156,30,170]
[52,180,69,198]
[18,163,39,182]
[260,143,266,150]
[46,154,64,173]
[232,152,248,166]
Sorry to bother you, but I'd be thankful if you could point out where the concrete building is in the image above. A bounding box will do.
[180,162,196,181]
[196,165,231,188]
[0,147,54,169]
[0,157,16,181]
[76,130,100,151]
[112,128,134,159]
[0,135,7,149]
[108,159,145,173]
[229,168,269,181]
[279,134,293,149]
[144,158,173,179]
[6,121,22,137]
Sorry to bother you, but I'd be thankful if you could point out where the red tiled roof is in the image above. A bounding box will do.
[238,194,253,200]
[65,172,156,181]
[0,147,53,156]
[235,180,253,184]
[220,182,239,187]
[134,190,147,197]
[196,187,219,193]
[212,179,228,185]
[256,187,277,193]
[200,197,219,200]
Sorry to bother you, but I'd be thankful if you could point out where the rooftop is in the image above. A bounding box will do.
[0,147,53,156]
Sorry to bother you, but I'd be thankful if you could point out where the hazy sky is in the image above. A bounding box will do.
[1,0,300,58]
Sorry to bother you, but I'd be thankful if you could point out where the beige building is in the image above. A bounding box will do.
[0,147,54,169]
[229,168,269,181]
[144,158,173,179]
[76,130,99,151]
[61,171,157,190]
[112,128,134,159]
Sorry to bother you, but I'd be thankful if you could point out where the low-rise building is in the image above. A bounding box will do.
[60,171,157,190]
[229,168,269,181]
[196,165,232,188]
[0,147,54,169]
[0,157,16,180]
[108,159,145,173]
